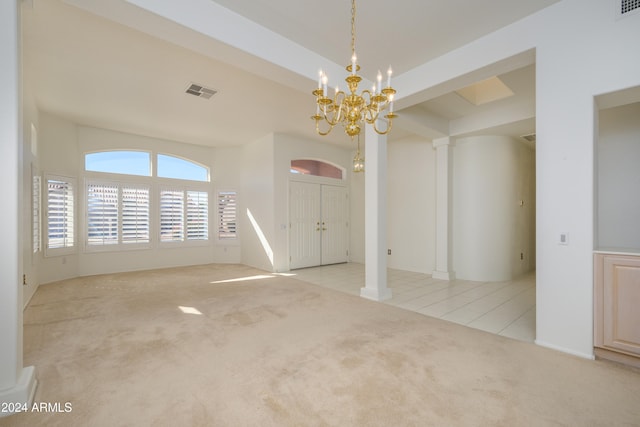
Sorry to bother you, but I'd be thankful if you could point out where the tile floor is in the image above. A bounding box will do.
[291,263,536,343]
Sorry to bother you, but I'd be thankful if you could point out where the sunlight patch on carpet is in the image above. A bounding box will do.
[210,275,275,284]
[178,306,203,315]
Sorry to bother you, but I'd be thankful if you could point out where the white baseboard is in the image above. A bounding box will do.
[432,270,455,281]
[535,340,595,360]
[360,287,392,302]
[0,366,38,418]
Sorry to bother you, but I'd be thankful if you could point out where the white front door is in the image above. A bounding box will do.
[321,185,349,265]
[289,182,348,269]
[289,181,322,269]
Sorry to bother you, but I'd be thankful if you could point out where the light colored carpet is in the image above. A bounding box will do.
[3,263,640,426]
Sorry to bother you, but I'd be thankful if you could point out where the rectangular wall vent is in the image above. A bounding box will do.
[618,0,640,18]
[185,83,217,100]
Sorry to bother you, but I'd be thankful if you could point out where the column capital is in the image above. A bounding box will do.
[432,137,455,148]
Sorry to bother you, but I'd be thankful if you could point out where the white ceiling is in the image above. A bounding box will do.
[21,0,559,148]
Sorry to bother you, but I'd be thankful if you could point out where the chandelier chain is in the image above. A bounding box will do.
[351,0,356,58]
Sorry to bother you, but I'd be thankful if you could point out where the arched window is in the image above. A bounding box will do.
[157,154,209,182]
[290,159,343,180]
[85,151,150,176]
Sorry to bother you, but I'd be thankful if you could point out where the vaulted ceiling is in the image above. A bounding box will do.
[22,0,559,147]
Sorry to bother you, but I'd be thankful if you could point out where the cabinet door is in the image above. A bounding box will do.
[602,255,640,356]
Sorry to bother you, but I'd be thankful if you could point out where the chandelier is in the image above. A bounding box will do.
[311,0,397,139]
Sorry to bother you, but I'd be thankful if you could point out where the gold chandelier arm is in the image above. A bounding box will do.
[372,114,396,135]
[323,91,346,126]
[315,118,334,136]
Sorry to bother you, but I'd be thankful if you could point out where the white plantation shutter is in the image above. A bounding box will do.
[86,182,150,247]
[33,175,41,253]
[122,186,150,244]
[87,183,119,245]
[47,177,75,250]
[186,191,208,240]
[217,191,237,240]
[160,188,209,243]
[160,189,184,242]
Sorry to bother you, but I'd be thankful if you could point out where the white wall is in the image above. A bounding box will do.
[211,145,243,262]
[239,132,352,273]
[453,136,535,281]
[533,0,640,357]
[596,102,640,251]
[21,66,40,306]
[397,0,639,358]
[387,136,436,274]
[38,112,80,283]
[273,133,351,272]
[241,134,275,271]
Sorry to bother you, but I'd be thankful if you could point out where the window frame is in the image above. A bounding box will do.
[81,150,212,252]
[84,179,151,252]
[158,183,210,247]
[45,174,76,257]
[32,166,41,254]
[216,189,238,242]
[157,153,210,182]
[84,150,152,177]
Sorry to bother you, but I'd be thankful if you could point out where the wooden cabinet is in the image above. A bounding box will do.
[594,253,640,367]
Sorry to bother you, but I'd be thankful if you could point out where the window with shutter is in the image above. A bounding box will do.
[122,186,150,244]
[33,174,41,253]
[217,191,237,240]
[187,191,208,240]
[46,176,75,254]
[86,181,149,248]
[83,151,210,251]
[160,189,184,242]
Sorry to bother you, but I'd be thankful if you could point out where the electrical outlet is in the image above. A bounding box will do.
[388,249,391,255]
[559,232,569,245]
[520,252,524,260]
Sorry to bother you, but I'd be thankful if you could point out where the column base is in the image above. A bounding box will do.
[0,366,38,418]
[432,270,455,281]
[360,287,392,302]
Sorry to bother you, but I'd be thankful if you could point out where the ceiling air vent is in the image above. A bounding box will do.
[618,0,640,18]
[185,83,217,100]
[520,133,536,142]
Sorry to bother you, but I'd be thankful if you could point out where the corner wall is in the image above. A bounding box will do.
[387,136,436,274]
[453,136,535,281]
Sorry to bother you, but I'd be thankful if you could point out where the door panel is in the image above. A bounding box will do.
[289,182,349,269]
[602,255,640,356]
[321,185,348,265]
[289,182,321,269]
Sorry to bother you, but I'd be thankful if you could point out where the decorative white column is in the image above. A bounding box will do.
[0,1,37,415]
[360,123,392,301]
[432,137,455,280]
